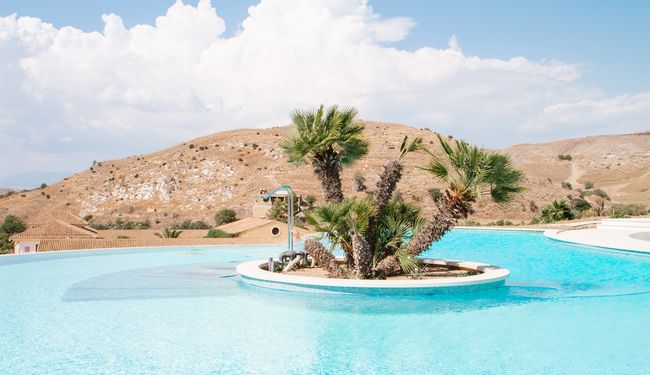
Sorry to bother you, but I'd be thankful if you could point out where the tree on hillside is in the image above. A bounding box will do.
[0,215,27,254]
[0,214,27,235]
[214,209,237,226]
[591,197,606,216]
[281,105,369,203]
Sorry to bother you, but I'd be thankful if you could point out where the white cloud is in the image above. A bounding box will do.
[0,0,648,176]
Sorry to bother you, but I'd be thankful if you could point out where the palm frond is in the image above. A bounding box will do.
[422,158,449,181]
[421,135,524,204]
[395,249,421,275]
[397,136,424,160]
[306,197,371,252]
[282,104,369,168]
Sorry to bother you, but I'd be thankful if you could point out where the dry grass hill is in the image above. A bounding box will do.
[1,122,648,226]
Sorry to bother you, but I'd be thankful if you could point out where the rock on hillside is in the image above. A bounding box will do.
[0,123,648,226]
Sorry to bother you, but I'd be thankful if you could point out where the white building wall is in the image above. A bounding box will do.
[14,240,39,254]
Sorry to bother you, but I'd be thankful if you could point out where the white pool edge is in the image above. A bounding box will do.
[544,229,650,254]
[236,259,510,290]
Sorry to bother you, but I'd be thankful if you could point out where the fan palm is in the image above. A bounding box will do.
[541,200,574,223]
[401,135,524,259]
[281,105,369,203]
[306,197,372,269]
[307,197,425,278]
[155,228,183,238]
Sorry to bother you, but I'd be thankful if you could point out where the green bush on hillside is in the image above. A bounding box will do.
[205,228,234,238]
[266,196,302,224]
[570,198,592,212]
[487,220,514,226]
[173,220,210,230]
[427,188,442,203]
[541,200,575,223]
[611,204,649,218]
[91,219,150,230]
[214,209,237,226]
[583,188,610,200]
[304,195,317,209]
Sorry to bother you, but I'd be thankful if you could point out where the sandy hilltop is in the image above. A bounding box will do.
[1,122,649,226]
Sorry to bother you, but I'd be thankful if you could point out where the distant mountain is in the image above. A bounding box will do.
[0,171,72,189]
[0,188,14,196]
[0,123,648,226]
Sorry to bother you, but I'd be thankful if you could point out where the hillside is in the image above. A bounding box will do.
[1,123,648,226]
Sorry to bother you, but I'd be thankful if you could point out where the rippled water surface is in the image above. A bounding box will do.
[1,231,649,374]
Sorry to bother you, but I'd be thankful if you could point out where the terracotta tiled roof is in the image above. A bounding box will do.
[12,220,97,240]
[216,217,274,234]
[35,237,286,252]
[98,229,210,239]
[30,211,88,227]
[217,217,313,238]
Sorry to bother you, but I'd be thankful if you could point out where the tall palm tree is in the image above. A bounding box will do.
[281,105,369,203]
[400,135,523,260]
[365,136,422,253]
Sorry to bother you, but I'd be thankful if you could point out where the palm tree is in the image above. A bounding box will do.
[306,197,372,269]
[155,228,183,238]
[306,138,425,279]
[365,136,422,252]
[396,135,523,262]
[307,197,425,278]
[281,105,369,203]
[540,200,574,223]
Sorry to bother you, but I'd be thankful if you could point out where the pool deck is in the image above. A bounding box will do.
[544,218,650,254]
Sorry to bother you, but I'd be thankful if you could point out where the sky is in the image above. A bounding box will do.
[0,0,648,180]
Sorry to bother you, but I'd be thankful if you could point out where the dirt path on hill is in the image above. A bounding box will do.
[567,162,586,186]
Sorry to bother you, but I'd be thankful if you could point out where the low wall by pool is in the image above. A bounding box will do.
[236,259,510,296]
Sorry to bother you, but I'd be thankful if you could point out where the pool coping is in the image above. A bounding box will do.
[236,258,510,290]
[544,229,650,255]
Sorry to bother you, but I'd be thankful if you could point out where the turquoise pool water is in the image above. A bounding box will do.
[1,230,649,374]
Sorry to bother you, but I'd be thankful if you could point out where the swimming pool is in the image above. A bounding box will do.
[1,230,649,374]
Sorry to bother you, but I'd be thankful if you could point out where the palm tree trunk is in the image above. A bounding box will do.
[304,239,345,277]
[373,255,401,278]
[340,241,355,268]
[366,160,404,251]
[374,192,472,276]
[404,193,472,257]
[312,152,344,203]
[352,234,372,279]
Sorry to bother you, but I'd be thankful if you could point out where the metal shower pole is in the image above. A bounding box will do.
[262,185,295,253]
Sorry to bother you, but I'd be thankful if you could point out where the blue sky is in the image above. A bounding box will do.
[2,0,648,95]
[0,0,648,180]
